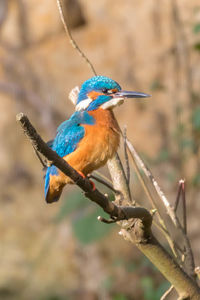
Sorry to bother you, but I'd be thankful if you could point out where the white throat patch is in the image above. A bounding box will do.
[101,97,124,109]
[68,86,124,111]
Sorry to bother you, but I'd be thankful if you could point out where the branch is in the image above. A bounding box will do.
[88,174,121,195]
[17,112,200,299]
[126,138,196,280]
[67,83,180,262]
[123,137,181,258]
[126,137,176,225]
[120,228,200,300]
[181,180,187,234]
[107,153,132,206]
[175,179,187,234]
[174,179,183,212]
[160,285,174,300]
[16,112,151,227]
[123,126,130,184]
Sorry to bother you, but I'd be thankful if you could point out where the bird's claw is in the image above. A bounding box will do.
[77,171,96,191]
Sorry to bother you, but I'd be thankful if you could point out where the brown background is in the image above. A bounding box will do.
[0,0,200,299]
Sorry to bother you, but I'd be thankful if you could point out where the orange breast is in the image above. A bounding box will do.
[61,109,120,184]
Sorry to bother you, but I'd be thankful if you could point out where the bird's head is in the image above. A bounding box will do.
[75,76,150,111]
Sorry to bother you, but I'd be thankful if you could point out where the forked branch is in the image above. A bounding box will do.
[16,112,151,227]
[17,112,200,299]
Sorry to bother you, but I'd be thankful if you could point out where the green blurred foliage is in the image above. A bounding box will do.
[113,294,128,300]
[55,190,87,221]
[192,173,200,187]
[40,293,68,300]
[180,138,195,151]
[72,205,114,244]
[192,107,200,131]
[141,277,170,300]
[55,190,114,244]
[150,80,165,91]
[155,149,170,163]
[102,275,114,291]
[193,20,200,51]
[193,23,200,34]
[193,43,200,51]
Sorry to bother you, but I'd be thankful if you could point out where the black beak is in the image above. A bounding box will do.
[114,90,151,98]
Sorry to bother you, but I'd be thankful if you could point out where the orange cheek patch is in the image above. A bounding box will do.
[111,88,118,93]
[88,91,104,100]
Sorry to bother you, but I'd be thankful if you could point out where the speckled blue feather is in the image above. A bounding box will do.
[45,111,95,200]
[86,95,112,111]
[77,76,121,104]
[53,111,94,156]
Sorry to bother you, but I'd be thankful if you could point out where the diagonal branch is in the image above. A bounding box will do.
[123,126,130,184]
[16,112,151,227]
[17,112,200,299]
[126,137,196,280]
[88,174,121,195]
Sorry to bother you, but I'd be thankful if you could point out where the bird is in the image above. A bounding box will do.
[44,75,150,203]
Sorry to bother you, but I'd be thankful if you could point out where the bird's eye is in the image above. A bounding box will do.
[107,89,113,94]
[102,88,108,93]
[102,88,117,94]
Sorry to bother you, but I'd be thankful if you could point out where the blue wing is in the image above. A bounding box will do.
[44,111,95,203]
[52,110,95,157]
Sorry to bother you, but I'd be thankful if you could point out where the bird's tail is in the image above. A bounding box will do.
[44,165,64,203]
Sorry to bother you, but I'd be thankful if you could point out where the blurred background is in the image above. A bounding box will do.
[0,0,200,299]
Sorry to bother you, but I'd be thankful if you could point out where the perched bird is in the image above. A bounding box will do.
[45,75,150,203]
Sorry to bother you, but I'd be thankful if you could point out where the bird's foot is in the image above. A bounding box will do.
[77,171,96,191]
[88,179,96,191]
[77,171,86,179]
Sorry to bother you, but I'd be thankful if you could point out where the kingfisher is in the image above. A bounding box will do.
[45,75,150,203]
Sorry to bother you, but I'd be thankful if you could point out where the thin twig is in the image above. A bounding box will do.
[123,126,130,184]
[94,170,113,186]
[195,267,200,281]
[126,138,178,226]
[125,138,181,259]
[33,147,47,168]
[153,221,182,259]
[125,137,167,229]
[160,285,174,300]
[98,216,118,224]
[175,179,187,234]
[126,138,196,280]
[174,179,183,211]
[181,180,187,234]
[56,0,97,76]
[88,174,121,195]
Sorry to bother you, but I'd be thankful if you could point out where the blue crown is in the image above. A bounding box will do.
[77,76,121,104]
